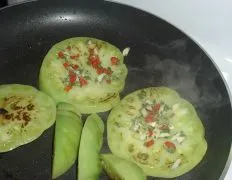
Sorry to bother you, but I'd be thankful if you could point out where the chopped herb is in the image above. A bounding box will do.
[159,132,170,138]
[142,103,147,108]
[179,131,185,137]
[172,131,186,144]
[84,75,91,80]
[160,101,165,105]
[152,99,157,104]
[114,121,121,128]
[138,90,146,100]
[78,69,84,74]
[164,104,171,111]
[111,75,119,81]
[161,128,170,133]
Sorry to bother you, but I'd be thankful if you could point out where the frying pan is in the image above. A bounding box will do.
[0,0,232,179]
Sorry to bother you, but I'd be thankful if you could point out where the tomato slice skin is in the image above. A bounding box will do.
[52,103,83,179]
[107,87,207,178]
[78,114,104,180]
[39,37,128,113]
[0,84,56,153]
[100,154,146,180]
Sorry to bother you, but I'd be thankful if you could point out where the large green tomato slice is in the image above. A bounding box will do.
[78,114,104,180]
[39,37,128,113]
[0,84,56,152]
[100,154,146,180]
[52,103,83,179]
[107,87,207,178]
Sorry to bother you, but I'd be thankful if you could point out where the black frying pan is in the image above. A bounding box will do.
[0,0,232,180]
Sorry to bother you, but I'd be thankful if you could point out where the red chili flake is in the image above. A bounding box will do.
[144,139,154,148]
[147,130,153,137]
[111,57,119,65]
[63,62,69,68]
[79,76,88,87]
[70,54,79,59]
[89,55,100,68]
[69,72,77,83]
[71,64,79,70]
[64,85,72,92]
[145,113,154,123]
[97,67,104,74]
[66,46,71,51]
[164,141,176,153]
[92,61,100,68]
[58,51,64,58]
[153,103,161,111]
[104,68,112,75]
[103,68,107,74]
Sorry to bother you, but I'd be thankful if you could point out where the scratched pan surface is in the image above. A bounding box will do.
[0,0,232,180]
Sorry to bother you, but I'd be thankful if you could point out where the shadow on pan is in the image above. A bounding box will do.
[0,0,231,180]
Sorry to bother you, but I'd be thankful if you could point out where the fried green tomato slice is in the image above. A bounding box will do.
[107,87,207,178]
[78,114,104,180]
[100,154,146,180]
[52,103,83,179]
[0,84,56,152]
[39,37,128,113]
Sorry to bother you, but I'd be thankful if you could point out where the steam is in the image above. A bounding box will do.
[128,39,229,111]
[153,57,225,109]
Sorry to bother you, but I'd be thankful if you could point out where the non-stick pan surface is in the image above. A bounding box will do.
[0,0,232,180]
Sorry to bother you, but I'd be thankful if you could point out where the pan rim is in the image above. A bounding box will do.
[1,0,232,179]
[106,1,232,179]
